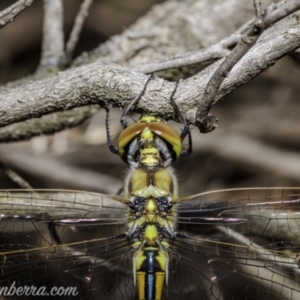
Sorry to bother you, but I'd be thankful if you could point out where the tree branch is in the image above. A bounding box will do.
[195,0,300,133]
[37,0,65,72]
[0,106,100,143]
[132,7,258,74]
[73,0,274,69]
[0,0,299,143]
[0,0,35,29]
[134,44,232,75]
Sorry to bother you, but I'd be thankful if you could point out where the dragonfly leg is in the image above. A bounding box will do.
[169,81,192,157]
[120,74,154,129]
[103,106,118,154]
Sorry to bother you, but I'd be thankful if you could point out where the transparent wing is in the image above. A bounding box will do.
[165,188,300,299]
[2,188,300,300]
[0,190,136,300]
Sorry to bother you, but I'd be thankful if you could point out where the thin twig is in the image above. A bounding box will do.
[135,44,232,74]
[37,0,65,73]
[263,0,300,26]
[195,0,300,133]
[134,18,255,75]
[65,0,94,65]
[135,0,299,75]
[0,0,35,29]
[254,0,263,20]
[0,160,33,189]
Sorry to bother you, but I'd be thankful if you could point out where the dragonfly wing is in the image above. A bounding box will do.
[0,190,128,221]
[0,190,136,300]
[168,188,300,299]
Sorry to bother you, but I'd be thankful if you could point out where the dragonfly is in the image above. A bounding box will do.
[0,77,300,299]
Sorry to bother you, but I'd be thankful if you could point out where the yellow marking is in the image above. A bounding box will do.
[155,250,167,272]
[146,199,156,221]
[141,127,154,140]
[153,169,173,195]
[141,157,160,166]
[136,271,165,300]
[145,225,158,244]
[161,241,170,248]
[170,138,181,159]
[141,148,159,155]
[155,272,165,300]
[136,271,146,299]
[146,199,156,212]
[135,249,146,270]
[138,116,163,123]
[130,169,149,195]
[132,241,141,248]
[140,147,161,167]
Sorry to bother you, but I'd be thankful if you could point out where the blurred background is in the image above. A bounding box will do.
[0,0,300,197]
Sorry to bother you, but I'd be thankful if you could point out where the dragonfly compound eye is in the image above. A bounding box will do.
[117,117,182,167]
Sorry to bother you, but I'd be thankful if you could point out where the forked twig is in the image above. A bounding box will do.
[0,0,35,29]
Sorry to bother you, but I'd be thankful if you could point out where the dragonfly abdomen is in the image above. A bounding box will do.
[135,246,168,300]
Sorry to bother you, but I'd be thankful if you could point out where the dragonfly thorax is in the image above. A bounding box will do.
[124,167,178,200]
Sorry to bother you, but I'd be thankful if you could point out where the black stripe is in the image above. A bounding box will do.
[145,250,156,300]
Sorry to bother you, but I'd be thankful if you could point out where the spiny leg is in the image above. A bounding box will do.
[169,81,192,157]
[104,106,118,155]
[120,74,154,129]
